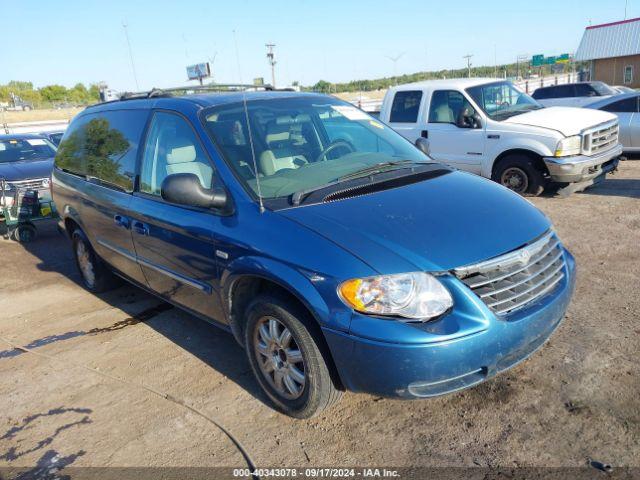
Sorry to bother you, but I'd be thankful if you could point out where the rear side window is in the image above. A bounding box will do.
[602,96,639,113]
[551,85,575,98]
[575,83,597,97]
[389,90,422,123]
[532,87,552,99]
[55,109,148,192]
[533,85,576,99]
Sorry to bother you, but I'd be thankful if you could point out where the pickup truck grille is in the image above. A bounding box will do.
[453,231,565,316]
[3,178,49,191]
[584,121,619,155]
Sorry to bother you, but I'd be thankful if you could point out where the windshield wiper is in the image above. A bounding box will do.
[291,160,431,206]
[338,160,430,182]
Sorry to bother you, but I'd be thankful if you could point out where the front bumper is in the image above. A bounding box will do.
[543,144,622,183]
[323,250,576,398]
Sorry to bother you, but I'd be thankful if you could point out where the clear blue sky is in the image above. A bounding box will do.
[4,0,638,91]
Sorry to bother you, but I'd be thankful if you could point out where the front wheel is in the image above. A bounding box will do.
[493,154,546,196]
[244,295,342,418]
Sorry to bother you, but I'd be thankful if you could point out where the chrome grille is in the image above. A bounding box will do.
[5,178,49,190]
[454,232,565,316]
[584,121,619,155]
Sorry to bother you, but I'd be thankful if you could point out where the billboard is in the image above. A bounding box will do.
[531,54,571,66]
[186,62,211,81]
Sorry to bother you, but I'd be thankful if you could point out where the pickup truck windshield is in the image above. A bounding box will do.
[203,96,429,202]
[466,81,542,121]
[0,138,56,163]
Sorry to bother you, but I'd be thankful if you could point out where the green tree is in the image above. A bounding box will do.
[40,84,68,102]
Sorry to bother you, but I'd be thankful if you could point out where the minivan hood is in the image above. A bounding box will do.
[504,106,617,136]
[280,170,551,273]
[0,158,54,182]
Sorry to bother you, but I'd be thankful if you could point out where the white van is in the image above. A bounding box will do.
[379,78,622,195]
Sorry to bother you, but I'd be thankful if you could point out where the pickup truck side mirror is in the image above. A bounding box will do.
[415,137,431,156]
[456,108,483,129]
[161,173,228,210]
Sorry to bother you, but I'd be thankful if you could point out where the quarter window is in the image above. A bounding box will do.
[389,90,422,123]
[140,112,214,196]
[54,110,147,192]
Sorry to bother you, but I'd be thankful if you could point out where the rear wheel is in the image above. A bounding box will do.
[71,228,120,292]
[493,154,546,196]
[12,223,37,243]
[244,295,342,418]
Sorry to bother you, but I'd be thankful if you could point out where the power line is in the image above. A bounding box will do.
[122,21,139,90]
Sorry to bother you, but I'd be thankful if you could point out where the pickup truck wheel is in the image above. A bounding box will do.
[71,229,120,292]
[493,155,545,196]
[244,295,342,418]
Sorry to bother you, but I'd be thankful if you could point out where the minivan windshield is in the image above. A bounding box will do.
[0,138,57,163]
[203,96,431,202]
[466,81,543,121]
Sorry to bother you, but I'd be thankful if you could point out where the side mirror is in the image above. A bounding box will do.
[415,137,431,156]
[161,173,228,210]
[456,107,483,129]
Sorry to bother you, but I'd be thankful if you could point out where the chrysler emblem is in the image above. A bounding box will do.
[519,249,531,264]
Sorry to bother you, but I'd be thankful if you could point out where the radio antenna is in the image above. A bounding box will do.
[242,89,264,213]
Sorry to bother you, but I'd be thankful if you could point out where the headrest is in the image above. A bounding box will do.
[266,121,290,144]
[167,142,196,164]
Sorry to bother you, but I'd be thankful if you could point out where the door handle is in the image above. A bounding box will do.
[132,221,149,236]
[113,215,129,229]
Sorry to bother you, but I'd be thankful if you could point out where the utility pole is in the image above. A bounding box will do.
[266,43,276,88]
[463,54,473,78]
[122,21,140,90]
[233,30,243,83]
[516,54,529,79]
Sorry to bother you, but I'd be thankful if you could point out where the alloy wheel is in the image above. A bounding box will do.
[76,241,96,288]
[253,316,306,400]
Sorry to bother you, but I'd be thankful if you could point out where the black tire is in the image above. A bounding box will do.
[244,294,342,419]
[12,223,37,243]
[71,228,120,293]
[493,154,546,196]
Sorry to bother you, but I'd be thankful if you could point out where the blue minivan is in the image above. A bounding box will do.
[52,88,576,418]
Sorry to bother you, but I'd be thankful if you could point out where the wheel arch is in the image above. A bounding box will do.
[222,263,345,390]
[491,148,550,180]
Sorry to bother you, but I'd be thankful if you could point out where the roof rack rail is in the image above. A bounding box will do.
[117,83,276,101]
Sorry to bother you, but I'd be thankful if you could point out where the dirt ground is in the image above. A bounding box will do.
[0,161,638,478]
[1,107,81,124]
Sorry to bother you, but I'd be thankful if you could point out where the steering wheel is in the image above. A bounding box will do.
[314,140,355,163]
[500,101,511,108]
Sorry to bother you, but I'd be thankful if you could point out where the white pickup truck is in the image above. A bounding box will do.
[379,78,622,195]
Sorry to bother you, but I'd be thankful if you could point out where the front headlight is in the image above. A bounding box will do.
[554,135,582,157]
[338,272,453,321]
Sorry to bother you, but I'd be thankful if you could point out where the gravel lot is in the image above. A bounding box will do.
[1,161,638,477]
